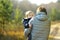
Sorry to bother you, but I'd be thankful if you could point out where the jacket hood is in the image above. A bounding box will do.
[36,12,48,21]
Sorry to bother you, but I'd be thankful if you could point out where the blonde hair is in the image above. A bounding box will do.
[25,11,34,18]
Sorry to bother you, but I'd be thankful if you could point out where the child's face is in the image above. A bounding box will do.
[28,13,34,18]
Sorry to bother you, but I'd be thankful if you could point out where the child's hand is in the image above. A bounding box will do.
[29,24,32,29]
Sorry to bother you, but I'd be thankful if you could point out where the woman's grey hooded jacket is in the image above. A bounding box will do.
[29,12,51,40]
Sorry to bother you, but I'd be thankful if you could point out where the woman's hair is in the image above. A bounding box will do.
[37,6,47,15]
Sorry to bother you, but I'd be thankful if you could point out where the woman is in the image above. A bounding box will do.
[29,6,51,40]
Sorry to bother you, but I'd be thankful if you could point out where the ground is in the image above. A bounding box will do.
[0,21,60,40]
[49,21,60,40]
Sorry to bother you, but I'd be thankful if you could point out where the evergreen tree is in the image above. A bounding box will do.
[0,0,13,32]
[50,8,56,21]
[14,7,23,24]
[0,0,13,23]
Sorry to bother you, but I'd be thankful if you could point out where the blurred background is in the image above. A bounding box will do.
[0,0,60,40]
